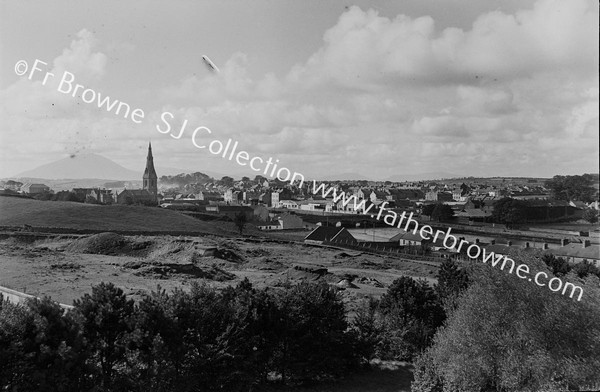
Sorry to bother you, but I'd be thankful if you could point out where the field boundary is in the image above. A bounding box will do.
[0,225,235,237]
[0,285,74,311]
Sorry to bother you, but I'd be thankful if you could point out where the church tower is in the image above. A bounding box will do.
[143,142,158,201]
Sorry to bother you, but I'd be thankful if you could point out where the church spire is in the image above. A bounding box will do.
[143,142,158,201]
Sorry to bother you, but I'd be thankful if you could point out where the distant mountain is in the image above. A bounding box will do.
[385,172,459,182]
[14,153,140,180]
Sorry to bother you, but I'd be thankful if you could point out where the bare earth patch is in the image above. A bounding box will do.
[0,231,437,310]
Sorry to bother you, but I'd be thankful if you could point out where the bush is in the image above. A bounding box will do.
[0,297,90,391]
[413,253,600,391]
[273,281,359,383]
[351,276,446,362]
[377,277,445,360]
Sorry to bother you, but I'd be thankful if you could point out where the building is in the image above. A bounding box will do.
[256,220,283,230]
[251,205,270,222]
[20,183,50,194]
[425,190,454,202]
[142,142,158,203]
[91,189,114,204]
[205,205,254,221]
[196,191,222,202]
[278,200,299,209]
[117,143,158,205]
[117,189,156,205]
[277,213,304,229]
[390,231,423,246]
[304,226,357,245]
[224,189,243,204]
[550,240,600,266]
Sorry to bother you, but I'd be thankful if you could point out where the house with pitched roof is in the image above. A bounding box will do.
[304,226,357,245]
[549,240,600,266]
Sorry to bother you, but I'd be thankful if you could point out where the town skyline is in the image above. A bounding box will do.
[3,149,597,183]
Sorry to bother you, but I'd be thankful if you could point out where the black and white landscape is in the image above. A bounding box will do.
[1,1,599,391]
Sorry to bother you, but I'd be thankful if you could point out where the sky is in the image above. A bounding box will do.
[0,0,598,180]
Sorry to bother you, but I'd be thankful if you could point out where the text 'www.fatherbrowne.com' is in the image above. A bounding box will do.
[310,181,584,302]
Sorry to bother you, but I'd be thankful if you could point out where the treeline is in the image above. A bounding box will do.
[32,191,90,203]
[545,174,597,203]
[159,172,213,187]
[1,280,358,391]
[412,250,600,392]
[542,254,600,279]
[491,197,587,226]
[0,270,464,392]
[2,253,600,392]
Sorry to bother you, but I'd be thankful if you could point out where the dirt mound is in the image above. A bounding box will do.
[336,279,359,289]
[203,247,244,263]
[282,265,332,282]
[147,241,202,264]
[344,258,386,270]
[245,248,270,257]
[65,233,152,256]
[356,276,385,288]
[147,240,245,265]
[246,257,286,271]
[133,262,236,281]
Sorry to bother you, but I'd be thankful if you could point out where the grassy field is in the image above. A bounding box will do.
[0,196,254,235]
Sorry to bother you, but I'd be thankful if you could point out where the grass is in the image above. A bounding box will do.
[0,196,251,235]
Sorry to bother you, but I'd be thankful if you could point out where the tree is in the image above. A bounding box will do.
[53,190,84,202]
[234,212,247,235]
[431,203,454,222]
[572,260,600,279]
[33,191,54,201]
[85,194,100,204]
[351,298,381,363]
[273,282,358,383]
[220,176,234,187]
[583,208,599,224]
[541,254,570,277]
[491,197,529,228]
[0,297,91,392]
[435,259,469,309]
[545,174,596,203]
[73,282,136,390]
[421,204,436,218]
[413,251,600,391]
[377,277,445,360]
[254,175,267,184]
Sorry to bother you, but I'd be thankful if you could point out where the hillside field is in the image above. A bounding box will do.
[0,196,253,235]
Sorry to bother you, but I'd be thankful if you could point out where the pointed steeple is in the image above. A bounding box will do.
[143,142,158,200]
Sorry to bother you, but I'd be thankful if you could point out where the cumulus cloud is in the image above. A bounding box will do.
[290,0,598,89]
[156,0,597,177]
[1,0,598,179]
